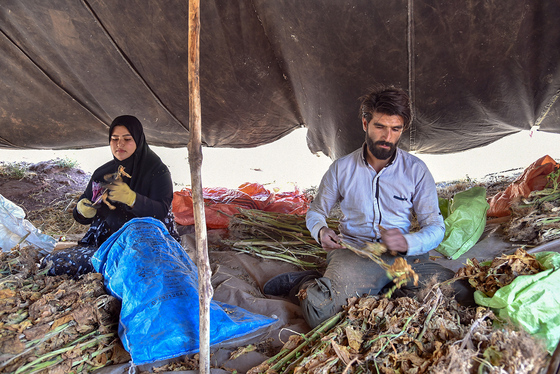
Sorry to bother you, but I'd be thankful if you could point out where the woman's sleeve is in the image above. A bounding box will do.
[128,171,173,220]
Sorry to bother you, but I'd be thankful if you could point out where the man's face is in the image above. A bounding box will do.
[363,112,404,160]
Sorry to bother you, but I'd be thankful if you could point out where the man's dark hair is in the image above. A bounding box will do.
[359,86,412,130]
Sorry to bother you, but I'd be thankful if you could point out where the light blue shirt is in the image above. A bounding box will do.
[306,145,445,256]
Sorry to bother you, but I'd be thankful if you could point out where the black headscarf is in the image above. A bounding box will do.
[75,115,175,247]
[91,115,168,194]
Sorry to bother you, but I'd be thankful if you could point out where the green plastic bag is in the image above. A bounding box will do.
[475,251,560,353]
[435,186,489,259]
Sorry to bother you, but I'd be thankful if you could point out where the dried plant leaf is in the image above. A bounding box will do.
[250,283,548,373]
[456,248,542,297]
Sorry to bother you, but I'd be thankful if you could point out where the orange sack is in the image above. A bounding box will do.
[172,182,309,229]
[487,155,560,217]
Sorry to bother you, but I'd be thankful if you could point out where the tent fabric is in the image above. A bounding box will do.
[1,1,560,159]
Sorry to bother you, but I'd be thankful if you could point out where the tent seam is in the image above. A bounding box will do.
[407,0,416,152]
[81,0,189,133]
[0,25,107,132]
[249,0,305,129]
[535,88,560,128]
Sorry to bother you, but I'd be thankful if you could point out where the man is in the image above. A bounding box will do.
[264,86,474,328]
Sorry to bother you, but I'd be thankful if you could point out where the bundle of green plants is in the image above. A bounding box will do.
[224,209,338,269]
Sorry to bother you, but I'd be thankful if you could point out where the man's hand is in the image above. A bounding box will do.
[381,228,408,253]
[77,198,97,218]
[319,227,344,250]
[106,181,136,207]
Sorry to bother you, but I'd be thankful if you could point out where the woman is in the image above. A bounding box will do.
[43,115,179,276]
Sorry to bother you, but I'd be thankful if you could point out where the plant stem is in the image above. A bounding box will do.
[269,311,346,372]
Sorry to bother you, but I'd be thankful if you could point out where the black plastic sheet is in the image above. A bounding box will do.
[1,1,559,159]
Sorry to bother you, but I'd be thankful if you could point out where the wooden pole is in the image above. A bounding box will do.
[188,0,212,373]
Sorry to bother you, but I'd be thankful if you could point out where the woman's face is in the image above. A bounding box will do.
[110,125,137,161]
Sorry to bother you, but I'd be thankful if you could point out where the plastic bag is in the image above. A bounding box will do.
[475,251,560,353]
[172,182,309,228]
[487,155,560,217]
[92,217,276,364]
[0,194,56,253]
[435,186,489,259]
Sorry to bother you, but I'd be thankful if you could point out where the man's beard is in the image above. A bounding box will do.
[366,134,398,160]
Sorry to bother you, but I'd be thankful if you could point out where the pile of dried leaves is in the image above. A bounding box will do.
[505,170,560,244]
[456,248,544,298]
[248,284,548,373]
[0,246,128,374]
[436,172,520,201]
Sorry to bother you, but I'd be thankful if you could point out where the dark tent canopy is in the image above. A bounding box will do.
[1,1,559,160]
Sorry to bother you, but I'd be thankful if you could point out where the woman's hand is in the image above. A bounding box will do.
[106,181,137,207]
[77,198,97,218]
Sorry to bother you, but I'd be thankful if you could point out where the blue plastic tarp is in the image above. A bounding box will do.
[92,217,276,365]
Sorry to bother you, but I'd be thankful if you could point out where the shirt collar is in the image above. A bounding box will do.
[361,143,369,165]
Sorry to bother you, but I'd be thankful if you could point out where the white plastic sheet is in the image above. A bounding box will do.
[0,194,56,253]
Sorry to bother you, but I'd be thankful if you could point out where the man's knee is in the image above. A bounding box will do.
[300,277,342,328]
